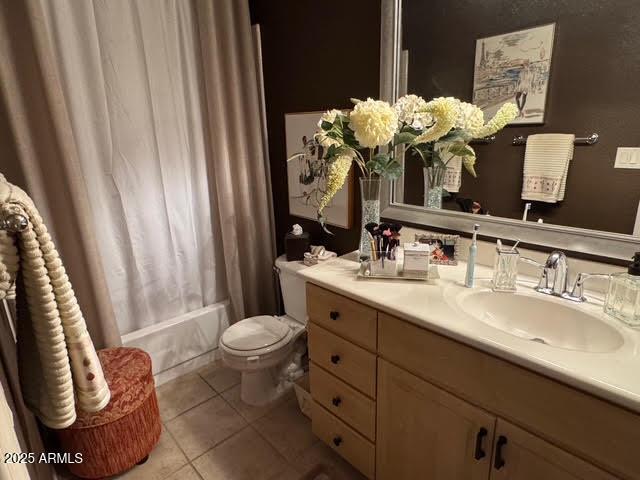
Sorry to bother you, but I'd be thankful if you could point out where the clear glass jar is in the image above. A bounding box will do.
[492,247,520,292]
[604,272,640,327]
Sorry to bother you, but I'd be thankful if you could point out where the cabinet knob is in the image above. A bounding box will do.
[332,396,342,407]
[332,436,342,447]
[474,427,488,460]
[330,355,341,364]
[494,435,507,470]
[329,311,340,320]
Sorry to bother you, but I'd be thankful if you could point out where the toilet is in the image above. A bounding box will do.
[219,255,309,406]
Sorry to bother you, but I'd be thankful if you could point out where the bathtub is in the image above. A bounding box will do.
[121,300,231,386]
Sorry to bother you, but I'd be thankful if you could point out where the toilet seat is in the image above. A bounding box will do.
[220,315,294,358]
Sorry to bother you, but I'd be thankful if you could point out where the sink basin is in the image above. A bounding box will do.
[456,291,624,353]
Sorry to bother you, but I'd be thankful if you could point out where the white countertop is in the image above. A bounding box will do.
[299,255,640,413]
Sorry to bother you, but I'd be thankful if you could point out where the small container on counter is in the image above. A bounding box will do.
[604,252,640,327]
[403,242,430,275]
[492,247,520,292]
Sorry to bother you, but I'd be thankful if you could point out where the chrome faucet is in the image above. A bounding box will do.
[519,250,610,303]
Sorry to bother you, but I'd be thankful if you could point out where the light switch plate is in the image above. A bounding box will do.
[615,147,640,169]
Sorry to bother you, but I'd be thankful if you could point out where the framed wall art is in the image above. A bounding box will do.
[285,111,353,228]
[473,23,556,125]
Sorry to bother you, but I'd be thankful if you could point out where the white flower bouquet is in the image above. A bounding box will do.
[289,95,518,230]
[394,95,519,177]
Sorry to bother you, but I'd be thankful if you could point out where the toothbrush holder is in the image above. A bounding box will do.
[492,247,520,292]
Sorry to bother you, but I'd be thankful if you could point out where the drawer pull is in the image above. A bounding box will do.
[494,435,507,470]
[329,310,340,320]
[330,354,341,364]
[474,427,488,460]
[332,396,342,407]
[332,436,342,447]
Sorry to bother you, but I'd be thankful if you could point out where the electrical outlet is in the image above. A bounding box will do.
[615,148,640,169]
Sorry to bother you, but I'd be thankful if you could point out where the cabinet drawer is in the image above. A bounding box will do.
[307,283,377,351]
[310,362,376,441]
[308,322,376,398]
[311,401,375,480]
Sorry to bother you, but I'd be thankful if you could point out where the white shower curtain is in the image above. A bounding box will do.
[39,0,228,334]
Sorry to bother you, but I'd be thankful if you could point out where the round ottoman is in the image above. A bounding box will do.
[57,347,161,479]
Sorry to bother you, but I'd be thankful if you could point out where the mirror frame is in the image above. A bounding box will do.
[379,0,640,261]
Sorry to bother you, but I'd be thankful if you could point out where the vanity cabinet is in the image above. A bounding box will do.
[490,420,617,480]
[306,284,634,479]
[377,359,496,480]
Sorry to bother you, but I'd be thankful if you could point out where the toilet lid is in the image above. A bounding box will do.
[221,315,291,351]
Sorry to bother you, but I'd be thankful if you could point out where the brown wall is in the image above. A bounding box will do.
[401,0,640,234]
[250,0,381,255]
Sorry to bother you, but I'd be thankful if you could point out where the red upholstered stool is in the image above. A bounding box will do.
[57,347,161,479]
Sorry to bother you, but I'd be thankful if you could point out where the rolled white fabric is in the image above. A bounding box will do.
[0,177,110,429]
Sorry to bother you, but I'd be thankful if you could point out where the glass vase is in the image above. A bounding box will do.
[423,166,445,209]
[359,177,381,259]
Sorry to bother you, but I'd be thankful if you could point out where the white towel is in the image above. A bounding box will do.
[0,175,110,429]
[522,134,575,203]
[443,155,462,193]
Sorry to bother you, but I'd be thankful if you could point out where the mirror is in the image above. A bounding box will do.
[384,0,640,251]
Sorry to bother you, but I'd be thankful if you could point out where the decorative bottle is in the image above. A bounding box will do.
[604,252,640,327]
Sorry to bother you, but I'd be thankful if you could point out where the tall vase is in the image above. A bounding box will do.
[423,165,445,209]
[359,177,381,259]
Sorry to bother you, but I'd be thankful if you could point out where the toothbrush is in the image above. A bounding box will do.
[522,202,531,222]
[511,239,521,252]
[465,224,480,288]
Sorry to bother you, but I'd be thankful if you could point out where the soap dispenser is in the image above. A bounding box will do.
[604,252,640,327]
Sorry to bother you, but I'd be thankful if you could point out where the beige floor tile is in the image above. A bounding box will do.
[220,384,294,423]
[116,430,188,480]
[198,360,241,393]
[165,464,202,480]
[269,466,300,480]
[166,395,247,459]
[193,427,289,480]
[253,397,318,461]
[290,442,367,480]
[156,373,216,421]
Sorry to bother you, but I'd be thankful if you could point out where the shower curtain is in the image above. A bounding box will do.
[2,0,277,337]
[37,0,227,335]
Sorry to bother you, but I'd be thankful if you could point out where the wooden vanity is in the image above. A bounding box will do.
[306,283,640,480]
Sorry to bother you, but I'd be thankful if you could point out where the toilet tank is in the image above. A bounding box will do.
[275,255,309,325]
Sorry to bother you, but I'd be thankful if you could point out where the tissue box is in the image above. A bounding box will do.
[403,242,430,273]
[285,231,310,260]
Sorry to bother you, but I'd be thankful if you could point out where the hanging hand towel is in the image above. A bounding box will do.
[0,175,110,429]
[521,134,575,203]
[443,155,462,193]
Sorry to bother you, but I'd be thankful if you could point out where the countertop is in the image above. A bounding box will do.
[299,255,640,414]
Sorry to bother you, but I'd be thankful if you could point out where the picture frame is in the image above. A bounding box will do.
[285,111,353,229]
[415,233,460,266]
[472,23,556,125]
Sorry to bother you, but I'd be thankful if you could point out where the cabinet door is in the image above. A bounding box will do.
[490,420,619,480]
[376,359,496,480]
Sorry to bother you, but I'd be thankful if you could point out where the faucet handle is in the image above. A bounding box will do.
[519,257,550,292]
[564,273,611,303]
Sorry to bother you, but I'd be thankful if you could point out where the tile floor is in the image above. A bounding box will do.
[63,360,366,480]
